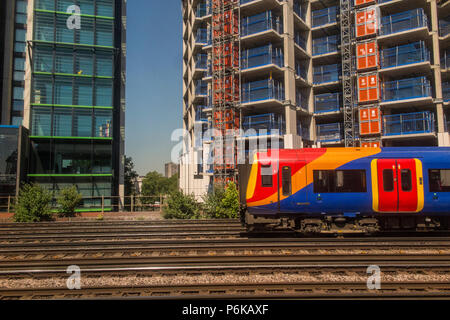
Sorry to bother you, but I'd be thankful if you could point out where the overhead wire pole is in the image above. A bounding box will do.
[211,0,241,186]
[340,0,356,147]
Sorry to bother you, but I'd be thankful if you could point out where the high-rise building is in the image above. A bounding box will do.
[180,0,450,198]
[165,162,180,178]
[0,0,127,211]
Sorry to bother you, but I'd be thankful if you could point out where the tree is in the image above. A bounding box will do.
[163,190,200,219]
[57,186,83,217]
[14,184,53,222]
[124,156,138,197]
[141,171,178,200]
[203,182,240,219]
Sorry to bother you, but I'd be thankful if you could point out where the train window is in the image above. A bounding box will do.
[401,169,412,192]
[313,170,366,193]
[282,166,292,196]
[261,165,273,188]
[429,169,450,192]
[383,170,394,192]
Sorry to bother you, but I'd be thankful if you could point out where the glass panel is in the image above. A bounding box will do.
[282,166,291,196]
[54,77,73,105]
[14,42,26,53]
[429,169,450,192]
[15,29,26,42]
[54,143,74,174]
[34,46,53,72]
[56,0,73,12]
[13,87,24,100]
[31,107,52,136]
[55,14,74,43]
[96,20,113,46]
[34,12,54,42]
[94,109,112,137]
[30,141,52,174]
[55,48,73,73]
[35,0,55,11]
[383,169,394,192]
[96,52,113,77]
[75,50,94,75]
[16,0,28,13]
[74,109,93,137]
[261,165,273,187]
[78,16,94,45]
[15,13,27,24]
[401,169,412,191]
[33,75,53,104]
[95,79,113,106]
[13,100,24,112]
[11,117,23,126]
[74,78,93,105]
[93,144,112,173]
[14,72,25,81]
[73,143,92,174]
[53,107,73,136]
[78,0,95,15]
[96,0,114,17]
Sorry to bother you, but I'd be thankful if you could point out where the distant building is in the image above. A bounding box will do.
[133,176,145,195]
[165,162,179,178]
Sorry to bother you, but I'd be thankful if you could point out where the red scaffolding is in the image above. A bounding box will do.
[211,0,241,185]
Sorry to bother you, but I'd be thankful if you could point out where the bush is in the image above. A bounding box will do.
[163,191,200,219]
[57,186,82,217]
[14,184,53,222]
[203,182,240,219]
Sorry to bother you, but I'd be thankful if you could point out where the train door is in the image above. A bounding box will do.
[374,159,424,213]
[279,161,306,212]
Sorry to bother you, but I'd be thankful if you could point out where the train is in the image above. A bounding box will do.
[238,147,450,234]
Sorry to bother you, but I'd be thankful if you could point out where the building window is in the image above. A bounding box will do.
[16,0,28,24]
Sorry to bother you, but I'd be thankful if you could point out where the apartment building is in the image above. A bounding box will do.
[181,0,450,198]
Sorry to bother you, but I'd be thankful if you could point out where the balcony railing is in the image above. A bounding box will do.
[313,35,339,56]
[195,28,208,44]
[241,44,284,70]
[381,76,431,102]
[242,79,285,103]
[195,54,208,70]
[312,6,338,28]
[195,106,208,122]
[296,91,309,111]
[314,92,341,113]
[441,50,450,69]
[443,82,450,102]
[294,32,307,51]
[195,1,210,18]
[313,64,341,84]
[383,111,435,136]
[241,11,283,37]
[440,16,450,37]
[317,123,342,142]
[295,60,308,79]
[195,80,208,96]
[242,113,285,136]
[294,0,307,21]
[380,8,428,36]
[380,41,430,68]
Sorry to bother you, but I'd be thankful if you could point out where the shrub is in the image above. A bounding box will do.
[203,182,240,219]
[14,184,53,222]
[163,191,200,219]
[57,186,83,217]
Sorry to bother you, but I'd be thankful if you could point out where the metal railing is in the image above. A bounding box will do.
[380,41,430,68]
[316,123,343,142]
[312,6,338,28]
[241,11,283,37]
[241,44,284,70]
[383,111,435,136]
[380,8,428,36]
[0,195,169,214]
[241,79,285,103]
[381,76,431,102]
[313,35,339,56]
[314,92,342,113]
[313,64,341,84]
[242,113,285,137]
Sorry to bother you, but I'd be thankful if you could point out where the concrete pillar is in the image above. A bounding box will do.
[430,0,446,141]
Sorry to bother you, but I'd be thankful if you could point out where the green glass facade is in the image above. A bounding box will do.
[28,0,123,209]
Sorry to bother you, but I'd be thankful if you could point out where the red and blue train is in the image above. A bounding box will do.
[238,147,450,234]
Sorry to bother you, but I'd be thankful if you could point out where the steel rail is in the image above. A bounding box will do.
[1,281,450,300]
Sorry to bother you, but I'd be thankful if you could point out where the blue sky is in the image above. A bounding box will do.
[126,1,183,176]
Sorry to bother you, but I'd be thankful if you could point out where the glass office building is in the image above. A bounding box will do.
[24,0,126,210]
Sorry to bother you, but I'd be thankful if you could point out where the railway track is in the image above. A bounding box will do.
[1,219,450,299]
